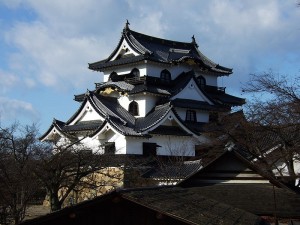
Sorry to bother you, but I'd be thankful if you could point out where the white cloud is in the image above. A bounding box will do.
[5,21,107,90]
[0,69,19,93]
[0,97,39,122]
[2,0,300,94]
[0,0,22,9]
[0,0,299,132]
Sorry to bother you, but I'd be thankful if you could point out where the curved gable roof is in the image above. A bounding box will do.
[136,103,172,132]
[88,24,232,75]
[66,92,105,125]
[39,119,74,141]
[90,92,135,127]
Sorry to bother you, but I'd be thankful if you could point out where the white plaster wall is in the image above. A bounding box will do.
[145,63,190,79]
[110,39,140,61]
[125,135,202,156]
[118,95,130,111]
[134,95,158,117]
[134,96,146,118]
[103,65,147,82]
[145,95,158,115]
[149,136,197,156]
[171,79,212,103]
[197,111,209,123]
[80,108,103,122]
[176,108,188,121]
[79,136,102,153]
[126,137,146,154]
[118,94,158,117]
[204,74,218,86]
[97,129,127,154]
[113,135,127,154]
[68,102,103,125]
[175,108,209,123]
[194,71,218,86]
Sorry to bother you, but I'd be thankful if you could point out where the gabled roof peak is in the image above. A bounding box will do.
[191,35,199,48]
[89,25,233,75]
[124,19,130,31]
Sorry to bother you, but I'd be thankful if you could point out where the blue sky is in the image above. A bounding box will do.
[0,0,299,133]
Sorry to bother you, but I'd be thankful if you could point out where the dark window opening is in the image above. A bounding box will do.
[197,76,206,89]
[160,69,171,83]
[143,143,157,156]
[109,72,118,81]
[195,145,209,157]
[209,112,219,122]
[129,101,139,116]
[104,142,115,155]
[186,110,197,122]
[131,68,140,79]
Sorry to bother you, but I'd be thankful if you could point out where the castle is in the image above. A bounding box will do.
[40,21,244,156]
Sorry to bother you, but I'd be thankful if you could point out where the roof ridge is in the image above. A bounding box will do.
[129,30,193,47]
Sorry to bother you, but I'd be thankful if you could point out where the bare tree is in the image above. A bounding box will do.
[33,139,114,212]
[205,71,300,187]
[33,138,147,211]
[0,123,42,225]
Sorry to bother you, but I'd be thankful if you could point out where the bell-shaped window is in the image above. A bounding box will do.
[129,101,139,116]
[197,76,206,89]
[131,68,140,79]
[160,69,171,83]
[109,72,118,81]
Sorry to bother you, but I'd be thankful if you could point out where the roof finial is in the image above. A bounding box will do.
[191,35,198,48]
[125,20,130,30]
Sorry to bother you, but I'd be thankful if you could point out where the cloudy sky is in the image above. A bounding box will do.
[0,0,299,133]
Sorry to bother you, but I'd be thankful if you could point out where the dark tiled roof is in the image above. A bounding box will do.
[207,92,245,106]
[142,159,202,179]
[54,119,65,129]
[62,120,103,133]
[43,93,189,138]
[135,103,172,131]
[167,70,245,107]
[89,55,148,70]
[129,84,170,95]
[91,93,135,127]
[126,30,232,74]
[88,28,232,75]
[172,98,229,112]
[122,187,263,225]
[21,186,266,225]
[97,81,134,91]
[170,71,194,96]
[39,119,76,141]
[186,184,300,218]
[184,121,207,133]
[149,125,192,136]
[74,93,86,102]
[66,97,94,125]
[107,117,147,137]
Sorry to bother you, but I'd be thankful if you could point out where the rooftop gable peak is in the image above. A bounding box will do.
[191,35,199,48]
[89,25,233,74]
[123,19,130,32]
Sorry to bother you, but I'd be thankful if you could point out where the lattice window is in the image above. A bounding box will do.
[186,110,197,122]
